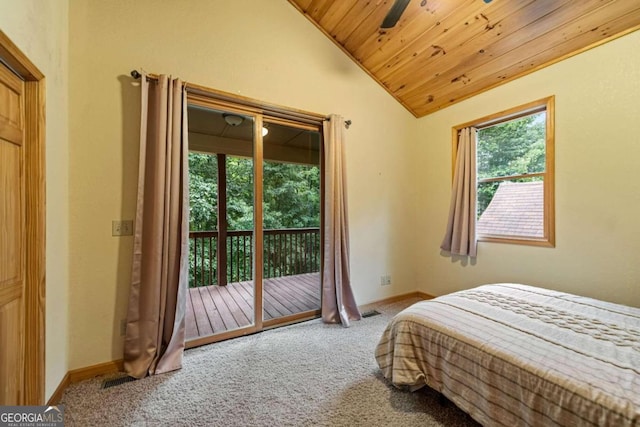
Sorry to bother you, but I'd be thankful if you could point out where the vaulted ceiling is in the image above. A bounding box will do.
[288,0,640,117]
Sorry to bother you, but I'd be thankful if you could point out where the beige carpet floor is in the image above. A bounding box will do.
[60,297,479,426]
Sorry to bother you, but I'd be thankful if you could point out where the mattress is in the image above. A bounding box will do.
[375,284,640,426]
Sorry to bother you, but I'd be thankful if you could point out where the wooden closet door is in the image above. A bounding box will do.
[0,60,26,405]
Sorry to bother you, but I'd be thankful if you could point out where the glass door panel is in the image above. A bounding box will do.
[261,121,322,325]
[185,105,255,342]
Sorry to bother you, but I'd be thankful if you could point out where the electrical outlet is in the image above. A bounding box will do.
[381,275,392,286]
[120,319,127,336]
[112,220,134,236]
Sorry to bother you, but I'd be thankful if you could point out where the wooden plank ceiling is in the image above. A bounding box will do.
[288,0,640,117]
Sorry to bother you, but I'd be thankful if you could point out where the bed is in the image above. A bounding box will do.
[375,284,640,426]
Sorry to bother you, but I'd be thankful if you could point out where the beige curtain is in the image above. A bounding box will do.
[322,114,361,327]
[440,127,478,257]
[124,74,189,378]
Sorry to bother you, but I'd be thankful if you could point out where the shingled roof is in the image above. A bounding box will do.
[477,181,544,237]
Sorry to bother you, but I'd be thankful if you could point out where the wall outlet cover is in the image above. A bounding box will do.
[112,220,134,236]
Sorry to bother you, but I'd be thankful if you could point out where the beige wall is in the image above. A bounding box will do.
[68,0,418,369]
[414,30,640,307]
[0,0,70,400]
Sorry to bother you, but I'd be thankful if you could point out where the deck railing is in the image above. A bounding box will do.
[188,228,320,288]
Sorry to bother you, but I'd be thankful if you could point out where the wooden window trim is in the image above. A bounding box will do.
[451,96,555,248]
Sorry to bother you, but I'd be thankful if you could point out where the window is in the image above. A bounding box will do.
[453,96,555,247]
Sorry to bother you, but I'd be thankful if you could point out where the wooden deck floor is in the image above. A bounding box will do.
[186,272,320,340]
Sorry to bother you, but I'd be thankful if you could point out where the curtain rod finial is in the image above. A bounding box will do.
[345,120,352,129]
[131,70,142,79]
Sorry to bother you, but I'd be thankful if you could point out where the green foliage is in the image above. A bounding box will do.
[189,154,321,231]
[263,161,320,229]
[225,157,255,230]
[188,154,218,231]
[476,112,546,215]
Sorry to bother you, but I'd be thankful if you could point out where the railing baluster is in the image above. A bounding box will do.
[294,233,298,274]
[200,234,204,287]
[236,235,239,282]
[238,234,241,281]
[309,230,312,273]
[202,235,206,286]
[264,233,268,279]
[298,232,301,274]
[242,235,245,281]
[275,232,278,277]
[284,232,287,275]
[308,230,311,273]
[265,233,270,279]
[213,234,217,286]
[279,233,282,277]
[192,238,196,287]
[273,233,277,277]
[207,235,211,286]
[269,233,273,278]
[275,233,278,278]
[247,234,250,282]
[313,231,317,271]
[282,232,285,276]
[309,231,312,273]
[304,233,311,273]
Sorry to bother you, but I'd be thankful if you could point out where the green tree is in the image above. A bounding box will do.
[188,153,218,231]
[263,161,320,229]
[189,154,321,231]
[225,157,254,230]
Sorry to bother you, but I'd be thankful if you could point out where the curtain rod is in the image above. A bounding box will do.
[130,70,351,129]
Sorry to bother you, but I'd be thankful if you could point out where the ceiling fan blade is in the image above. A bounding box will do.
[380,0,411,29]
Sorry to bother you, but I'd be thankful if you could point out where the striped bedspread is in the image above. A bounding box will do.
[375,284,640,426]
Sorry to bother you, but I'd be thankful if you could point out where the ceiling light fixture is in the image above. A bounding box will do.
[262,126,269,137]
[223,113,244,127]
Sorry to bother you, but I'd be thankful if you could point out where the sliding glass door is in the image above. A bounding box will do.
[184,103,321,347]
